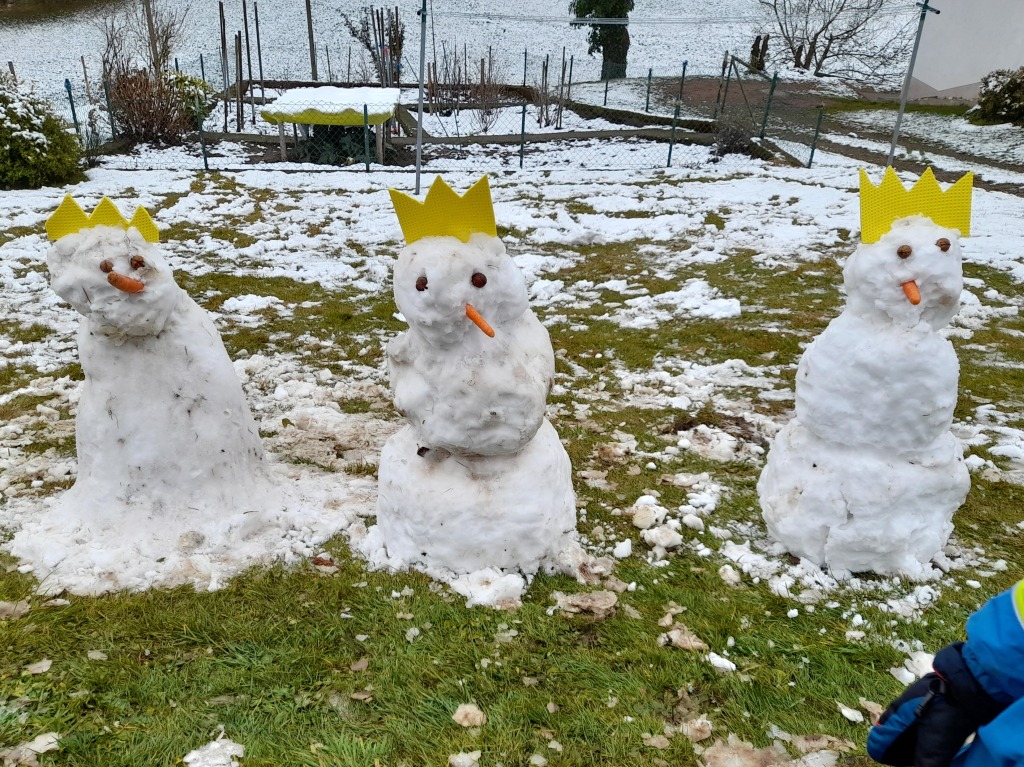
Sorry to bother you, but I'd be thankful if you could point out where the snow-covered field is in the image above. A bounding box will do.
[2,135,1023,602]
[1,0,759,92]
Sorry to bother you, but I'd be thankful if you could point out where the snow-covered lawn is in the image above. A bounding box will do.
[1,138,1023,763]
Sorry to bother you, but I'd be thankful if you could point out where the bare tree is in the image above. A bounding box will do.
[759,0,913,81]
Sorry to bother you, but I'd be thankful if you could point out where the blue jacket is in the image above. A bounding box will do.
[952,579,1024,767]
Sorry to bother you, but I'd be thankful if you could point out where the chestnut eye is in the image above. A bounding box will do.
[415,275,428,292]
[936,238,950,252]
[130,255,145,270]
[897,245,912,259]
[471,272,487,288]
[99,259,113,273]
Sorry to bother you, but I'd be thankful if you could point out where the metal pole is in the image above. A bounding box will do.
[760,71,778,139]
[175,57,180,73]
[519,102,527,169]
[200,53,206,83]
[567,55,574,101]
[347,46,352,83]
[667,104,680,167]
[888,1,940,166]
[64,79,80,138]
[808,104,825,169]
[254,2,265,98]
[195,95,210,170]
[677,60,687,101]
[363,104,371,172]
[713,50,729,120]
[220,2,229,132]
[242,0,255,123]
[6,61,14,82]
[522,48,527,87]
[603,77,609,106]
[305,0,317,81]
[414,0,427,193]
[645,67,653,112]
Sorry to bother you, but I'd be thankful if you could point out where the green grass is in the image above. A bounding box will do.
[1,179,1021,766]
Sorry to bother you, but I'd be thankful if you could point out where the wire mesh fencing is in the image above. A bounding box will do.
[27,42,828,174]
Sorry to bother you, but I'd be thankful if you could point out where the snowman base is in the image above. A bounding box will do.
[374,419,578,577]
[758,421,969,577]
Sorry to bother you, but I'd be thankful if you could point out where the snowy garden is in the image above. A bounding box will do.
[1,124,1023,764]
[3,1,1024,766]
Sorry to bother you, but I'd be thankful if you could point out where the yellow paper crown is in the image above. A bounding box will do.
[859,167,972,244]
[45,195,159,243]
[389,176,497,245]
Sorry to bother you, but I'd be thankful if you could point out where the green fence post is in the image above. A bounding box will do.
[645,67,653,112]
[808,104,825,168]
[519,102,527,169]
[363,104,371,172]
[103,79,116,139]
[678,60,687,101]
[63,79,80,138]
[522,48,527,87]
[603,77,609,106]
[667,104,679,168]
[174,57,180,73]
[760,71,778,139]
[200,53,206,83]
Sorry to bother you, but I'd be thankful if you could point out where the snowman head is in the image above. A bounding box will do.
[394,233,528,347]
[390,176,525,346]
[45,196,182,340]
[844,215,963,330]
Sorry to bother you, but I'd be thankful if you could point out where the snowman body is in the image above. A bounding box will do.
[375,232,578,575]
[759,216,970,575]
[9,225,285,586]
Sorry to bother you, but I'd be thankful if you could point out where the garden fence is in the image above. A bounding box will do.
[33,41,826,173]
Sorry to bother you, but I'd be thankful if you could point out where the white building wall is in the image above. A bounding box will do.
[909,0,1024,100]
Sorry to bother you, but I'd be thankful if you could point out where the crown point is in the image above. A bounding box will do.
[45,195,88,241]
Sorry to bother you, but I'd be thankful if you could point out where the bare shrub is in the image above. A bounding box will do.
[99,2,200,145]
[341,6,405,86]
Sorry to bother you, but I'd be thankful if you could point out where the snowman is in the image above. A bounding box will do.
[8,196,293,592]
[758,168,973,576]
[367,177,583,595]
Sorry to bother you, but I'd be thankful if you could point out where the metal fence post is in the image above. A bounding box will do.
[678,60,687,101]
[174,57,180,73]
[195,95,210,170]
[759,71,778,139]
[519,102,527,169]
[645,67,653,112]
[808,104,825,168]
[713,50,730,120]
[200,53,206,83]
[667,104,679,168]
[522,48,527,87]
[63,79,80,138]
[363,104,371,171]
[603,77,609,106]
[567,55,574,101]
[103,79,116,139]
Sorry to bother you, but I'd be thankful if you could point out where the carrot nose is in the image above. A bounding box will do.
[901,280,921,305]
[465,303,495,337]
[107,272,145,294]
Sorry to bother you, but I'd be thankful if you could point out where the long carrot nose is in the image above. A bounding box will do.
[901,280,920,305]
[465,303,495,337]
[108,272,145,293]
